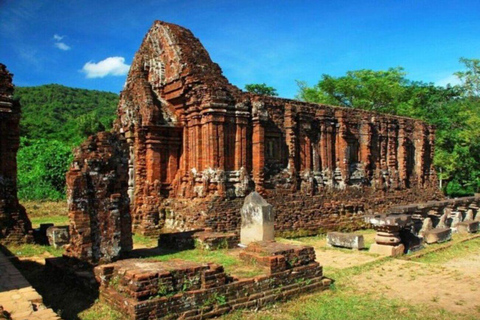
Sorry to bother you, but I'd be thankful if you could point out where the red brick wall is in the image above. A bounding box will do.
[0,63,32,243]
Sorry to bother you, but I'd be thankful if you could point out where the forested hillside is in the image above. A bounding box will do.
[14,84,118,200]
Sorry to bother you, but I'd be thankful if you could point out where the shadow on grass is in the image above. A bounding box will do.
[0,244,99,320]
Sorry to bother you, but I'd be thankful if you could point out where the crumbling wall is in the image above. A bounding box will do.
[0,63,32,243]
[64,132,132,264]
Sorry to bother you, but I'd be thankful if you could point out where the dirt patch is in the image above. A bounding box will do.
[349,258,480,316]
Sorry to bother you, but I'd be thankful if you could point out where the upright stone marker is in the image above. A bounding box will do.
[240,192,274,245]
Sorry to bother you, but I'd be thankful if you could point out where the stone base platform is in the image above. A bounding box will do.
[94,242,330,320]
[369,243,405,256]
[158,229,239,251]
[424,228,452,244]
[239,241,317,274]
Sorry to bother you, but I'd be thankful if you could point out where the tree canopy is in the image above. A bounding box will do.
[244,83,278,96]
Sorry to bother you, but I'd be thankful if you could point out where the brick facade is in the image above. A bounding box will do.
[0,63,32,243]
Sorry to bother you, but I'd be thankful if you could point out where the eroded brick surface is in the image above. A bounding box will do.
[94,244,328,320]
[0,63,32,243]
[64,132,132,264]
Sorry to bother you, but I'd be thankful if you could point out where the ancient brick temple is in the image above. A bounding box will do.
[0,64,32,243]
[67,21,440,260]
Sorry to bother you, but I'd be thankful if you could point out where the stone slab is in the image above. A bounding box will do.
[369,243,405,256]
[46,226,69,249]
[326,232,365,250]
[424,228,452,244]
[456,221,479,234]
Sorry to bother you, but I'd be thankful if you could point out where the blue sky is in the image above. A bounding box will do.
[1,0,479,98]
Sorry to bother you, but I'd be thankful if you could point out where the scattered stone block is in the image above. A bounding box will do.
[240,192,274,245]
[424,228,452,244]
[450,211,463,232]
[326,232,364,250]
[193,230,239,250]
[158,230,200,250]
[369,243,405,256]
[418,217,433,237]
[46,226,69,249]
[456,221,479,234]
[158,229,239,251]
[465,209,474,221]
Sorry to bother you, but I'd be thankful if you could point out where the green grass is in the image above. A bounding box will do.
[30,215,69,228]
[132,233,157,247]
[414,236,480,264]
[151,248,265,278]
[78,300,123,320]
[4,243,64,257]
[225,290,463,320]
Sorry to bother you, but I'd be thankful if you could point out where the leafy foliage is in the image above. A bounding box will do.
[17,138,74,200]
[245,83,278,96]
[297,58,480,196]
[14,84,119,200]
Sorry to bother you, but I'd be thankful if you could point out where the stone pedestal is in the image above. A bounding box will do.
[240,192,274,245]
[369,215,410,256]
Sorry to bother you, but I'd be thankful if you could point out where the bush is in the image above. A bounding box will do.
[17,138,73,200]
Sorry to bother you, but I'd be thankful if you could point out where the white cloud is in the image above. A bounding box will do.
[436,74,461,87]
[53,34,71,51]
[81,57,130,78]
[53,34,64,41]
[54,42,71,51]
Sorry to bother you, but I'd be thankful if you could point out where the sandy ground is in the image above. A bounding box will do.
[348,253,480,317]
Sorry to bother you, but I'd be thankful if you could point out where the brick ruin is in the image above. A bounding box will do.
[94,241,329,320]
[66,20,441,261]
[0,64,32,243]
[64,132,132,264]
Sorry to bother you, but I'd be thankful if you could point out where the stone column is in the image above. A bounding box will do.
[369,215,410,256]
[397,122,408,189]
[359,118,372,180]
[252,115,265,193]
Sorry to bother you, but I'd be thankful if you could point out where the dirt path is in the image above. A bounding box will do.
[348,254,480,317]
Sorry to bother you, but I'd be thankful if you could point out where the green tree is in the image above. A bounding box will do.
[244,83,278,96]
[455,57,480,97]
[17,138,73,200]
[296,67,408,114]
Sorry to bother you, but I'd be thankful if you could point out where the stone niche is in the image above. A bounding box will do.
[0,63,32,243]
[66,20,441,258]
